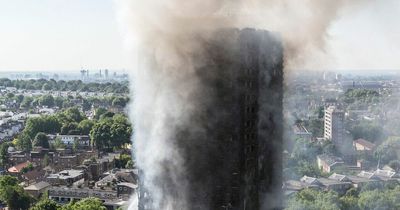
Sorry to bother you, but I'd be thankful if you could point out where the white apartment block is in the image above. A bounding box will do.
[324,106,344,147]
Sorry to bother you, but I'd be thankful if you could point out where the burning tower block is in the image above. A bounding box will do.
[138,28,283,210]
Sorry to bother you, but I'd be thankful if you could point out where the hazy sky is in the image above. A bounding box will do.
[0,0,126,72]
[0,0,399,73]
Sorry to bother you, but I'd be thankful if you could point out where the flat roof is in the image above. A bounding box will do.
[24,181,50,191]
[47,169,83,180]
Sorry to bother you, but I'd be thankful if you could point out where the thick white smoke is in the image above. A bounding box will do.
[114,0,369,209]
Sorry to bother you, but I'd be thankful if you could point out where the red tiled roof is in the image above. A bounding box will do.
[354,138,375,149]
[8,161,30,173]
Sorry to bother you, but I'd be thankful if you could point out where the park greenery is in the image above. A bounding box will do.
[0,106,132,169]
[285,183,400,210]
[17,107,131,151]
[30,197,107,210]
[0,78,129,93]
[0,175,33,210]
[284,138,338,180]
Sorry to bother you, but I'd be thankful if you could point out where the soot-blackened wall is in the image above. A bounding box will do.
[138,28,283,210]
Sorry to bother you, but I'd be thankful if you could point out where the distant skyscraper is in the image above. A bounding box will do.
[138,28,283,210]
[324,106,345,147]
[80,69,86,79]
[105,69,109,78]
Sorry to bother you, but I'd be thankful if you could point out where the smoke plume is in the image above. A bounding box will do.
[114,0,366,209]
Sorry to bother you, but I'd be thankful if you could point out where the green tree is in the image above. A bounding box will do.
[94,108,107,120]
[6,92,15,98]
[82,99,91,111]
[63,107,86,123]
[24,115,62,138]
[42,83,52,91]
[90,119,112,150]
[39,94,55,107]
[358,189,398,210]
[110,118,132,147]
[340,195,359,210]
[62,197,106,210]
[43,154,50,166]
[61,122,79,135]
[54,97,64,108]
[286,189,341,210]
[112,97,128,107]
[33,132,50,148]
[125,160,134,169]
[388,160,400,171]
[15,133,33,152]
[374,136,400,164]
[100,111,115,119]
[349,121,384,143]
[0,175,33,210]
[0,143,10,167]
[30,198,60,210]
[14,94,24,104]
[77,119,95,135]
[117,154,133,168]
[20,96,34,109]
[53,137,66,149]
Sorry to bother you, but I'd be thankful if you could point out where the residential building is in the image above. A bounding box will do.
[374,169,399,183]
[8,161,30,174]
[324,106,345,147]
[46,169,84,186]
[353,138,375,152]
[293,123,312,141]
[317,154,345,173]
[24,181,51,198]
[48,187,129,209]
[47,134,91,149]
[318,177,352,194]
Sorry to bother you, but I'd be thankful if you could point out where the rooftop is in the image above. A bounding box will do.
[317,154,344,166]
[300,176,320,185]
[329,173,351,182]
[47,169,83,180]
[354,138,376,149]
[318,177,350,186]
[8,161,30,173]
[358,171,379,180]
[374,169,398,178]
[24,181,50,191]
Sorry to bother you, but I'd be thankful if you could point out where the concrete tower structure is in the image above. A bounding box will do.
[324,106,345,147]
[138,28,283,210]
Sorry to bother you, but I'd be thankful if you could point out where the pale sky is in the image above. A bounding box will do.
[0,0,127,72]
[0,0,399,73]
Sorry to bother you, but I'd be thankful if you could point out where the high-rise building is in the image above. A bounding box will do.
[324,106,345,147]
[138,28,283,210]
[105,69,109,78]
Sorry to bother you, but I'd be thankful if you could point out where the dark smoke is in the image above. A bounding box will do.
[114,0,369,209]
[135,28,283,210]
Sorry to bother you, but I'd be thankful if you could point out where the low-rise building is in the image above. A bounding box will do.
[374,169,399,183]
[47,134,91,149]
[353,138,375,152]
[46,169,84,186]
[317,154,345,173]
[293,123,312,141]
[24,181,51,198]
[347,171,381,188]
[8,161,30,174]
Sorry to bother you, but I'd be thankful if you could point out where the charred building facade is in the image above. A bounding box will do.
[138,28,283,210]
